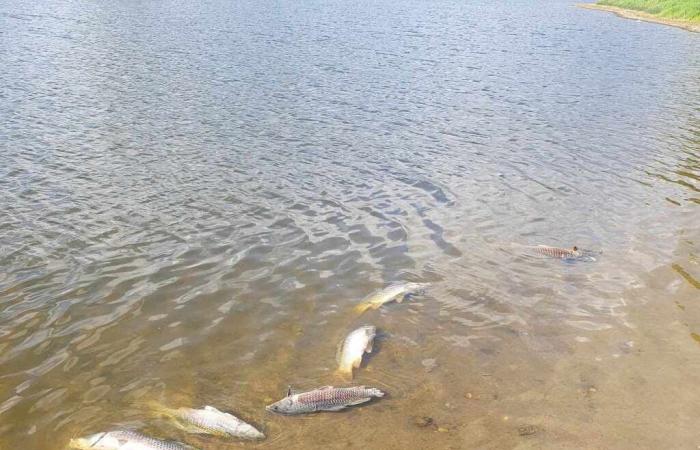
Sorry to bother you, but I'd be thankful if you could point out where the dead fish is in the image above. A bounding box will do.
[528,245,598,261]
[150,404,264,440]
[337,326,376,376]
[69,430,197,450]
[266,385,385,415]
[354,282,429,313]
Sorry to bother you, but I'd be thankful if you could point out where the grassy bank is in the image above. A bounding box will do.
[597,0,700,22]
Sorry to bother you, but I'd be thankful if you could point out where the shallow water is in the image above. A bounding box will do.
[1,0,699,448]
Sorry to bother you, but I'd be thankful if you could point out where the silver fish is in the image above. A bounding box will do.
[527,245,597,261]
[69,430,196,450]
[266,386,385,415]
[354,282,429,313]
[336,325,376,376]
[152,404,264,440]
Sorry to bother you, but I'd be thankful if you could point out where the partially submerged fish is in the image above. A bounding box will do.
[266,386,384,414]
[528,245,597,261]
[150,404,264,440]
[337,325,376,376]
[354,282,429,313]
[69,430,196,450]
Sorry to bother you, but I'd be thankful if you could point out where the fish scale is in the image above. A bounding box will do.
[300,387,364,406]
[532,245,580,259]
[535,247,578,258]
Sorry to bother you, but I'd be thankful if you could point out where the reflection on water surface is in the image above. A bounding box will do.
[1,0,699,448]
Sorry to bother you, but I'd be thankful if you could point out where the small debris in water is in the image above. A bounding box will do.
[518,425,538,436]
[422,358,438,372]
[437,427,449,433]
[465,392,473,399]
[413,416,434,428]
[619,340,635,353]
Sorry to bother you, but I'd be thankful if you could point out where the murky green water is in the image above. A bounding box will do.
[1,0,699,448]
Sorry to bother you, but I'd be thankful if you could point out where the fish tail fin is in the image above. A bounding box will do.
[145,400,176,418]
[371,388,384,398]
[367,388,385,398]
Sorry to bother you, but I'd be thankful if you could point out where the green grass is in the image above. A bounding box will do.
[597,0,700,22]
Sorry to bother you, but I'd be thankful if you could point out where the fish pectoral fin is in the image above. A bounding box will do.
[352,357,363,369]
[323,405,347,412]
[347,397,372,406]
[365,341,374,353]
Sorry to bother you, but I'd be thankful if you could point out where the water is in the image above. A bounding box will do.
[1,0,699,448]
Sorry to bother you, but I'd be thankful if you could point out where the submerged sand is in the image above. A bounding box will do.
[578,3,700,33]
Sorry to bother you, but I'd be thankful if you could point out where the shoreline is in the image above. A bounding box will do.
[577,3,700,33]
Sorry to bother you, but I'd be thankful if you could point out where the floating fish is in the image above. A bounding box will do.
[151,404,264,440]
[266,385,385,415]
[528,245,597,261]
[337,325,376,376]
[69,430,196,450]
[354,282,429,313]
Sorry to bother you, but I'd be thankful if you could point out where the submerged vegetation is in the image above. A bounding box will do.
[597,0,700,22]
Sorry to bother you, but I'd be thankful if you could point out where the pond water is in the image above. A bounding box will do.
[1,0,699,448]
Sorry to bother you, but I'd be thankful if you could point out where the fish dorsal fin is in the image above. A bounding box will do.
[287,385,293,397]
[203,405,219,412]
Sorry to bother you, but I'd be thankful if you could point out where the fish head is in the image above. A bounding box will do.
[406,282,429,294]
[568,247,598,262]
[265,396,295,415]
